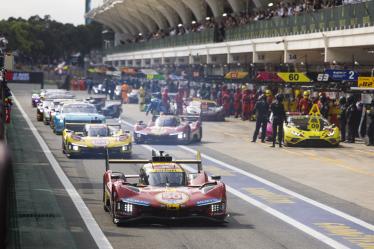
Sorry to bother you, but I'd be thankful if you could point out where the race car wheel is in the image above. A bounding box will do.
[62,140,66,153]
[197,127,203,142]
[103,183,110,212]
[184,129,191,145]
[111,192,120,225]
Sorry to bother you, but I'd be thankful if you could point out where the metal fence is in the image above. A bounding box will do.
[226,1,374,41]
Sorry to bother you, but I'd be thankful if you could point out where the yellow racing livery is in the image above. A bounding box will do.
[284,105,341,147]
[62,123,132,158]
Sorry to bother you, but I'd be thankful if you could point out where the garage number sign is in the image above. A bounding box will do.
[325,70,358,81]
[277,73,311,83]
[357,77,374,88]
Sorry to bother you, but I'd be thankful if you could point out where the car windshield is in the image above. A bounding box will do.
[147,172,186,187]
[87,127,108,137]
[289,116,330,131]
[63,104,97,114]
[155,117,179,127]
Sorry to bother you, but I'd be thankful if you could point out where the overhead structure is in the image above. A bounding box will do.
[87,0,269,37]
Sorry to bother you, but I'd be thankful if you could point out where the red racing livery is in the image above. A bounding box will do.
[103,151,227,225]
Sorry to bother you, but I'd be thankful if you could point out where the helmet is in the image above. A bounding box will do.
[339,96,346,105]
[265,90,271,97]
[303,91,310,97]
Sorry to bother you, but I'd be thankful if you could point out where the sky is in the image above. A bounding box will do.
[0,0,103,26]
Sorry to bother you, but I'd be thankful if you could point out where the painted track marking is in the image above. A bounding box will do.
[122,119,374,231]
[179,144,374,231]
[13,94,113,249]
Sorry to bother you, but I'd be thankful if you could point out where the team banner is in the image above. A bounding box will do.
[277,72,312,83]
[255,72,283,83]
[5,71,44,84]
[357,77,374,88]
[325,70,358,81]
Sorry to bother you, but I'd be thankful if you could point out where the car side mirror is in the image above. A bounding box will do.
[211,175,221,181]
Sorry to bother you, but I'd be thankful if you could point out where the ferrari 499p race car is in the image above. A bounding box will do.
[103,151,227,225]
[62,123,132,158]
[133,115,202,144]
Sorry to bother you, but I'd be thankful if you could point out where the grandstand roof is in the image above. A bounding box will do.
[87,0,268,36]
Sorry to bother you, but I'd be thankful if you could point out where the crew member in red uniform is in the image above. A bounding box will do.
[234,88,242,118]
[298,91,312,115]
[249,91,256,120]
[242,89,251,120]
[162,87,170,113]
[222,88,231,117]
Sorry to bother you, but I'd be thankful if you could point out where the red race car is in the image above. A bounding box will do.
[103,151,227,225]
[133,115,202,144]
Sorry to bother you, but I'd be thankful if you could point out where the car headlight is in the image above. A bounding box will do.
[178,133,184,139]
[122,145,131,151]
[119,202,134,215]
[209,202,225,215]
[72,145,79,151]
[291,130,303,137]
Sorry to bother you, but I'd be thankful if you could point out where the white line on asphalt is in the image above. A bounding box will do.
[122,119,374,232]
[179,145,374,232]
[13,95,113,249]
[140,144,349,249]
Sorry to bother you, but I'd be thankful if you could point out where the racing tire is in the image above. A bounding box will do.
[103,182,110,212]
[184,129,191,145]
[197,127,203,143]
[111,191,120,225]
[62,140,66,154]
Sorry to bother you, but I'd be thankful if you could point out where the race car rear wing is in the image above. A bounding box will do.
[105,150,203,172]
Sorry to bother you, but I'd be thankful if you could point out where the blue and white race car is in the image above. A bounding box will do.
[53,102,106,135]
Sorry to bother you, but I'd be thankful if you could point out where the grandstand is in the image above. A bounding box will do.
[87,0,374,72]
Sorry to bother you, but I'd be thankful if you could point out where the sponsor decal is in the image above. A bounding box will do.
[123,198,150,206]
[196,198,221,206]
[155,190,190,205]
[92,139,109,147]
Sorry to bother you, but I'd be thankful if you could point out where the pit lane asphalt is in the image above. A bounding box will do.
[10,83,374,249]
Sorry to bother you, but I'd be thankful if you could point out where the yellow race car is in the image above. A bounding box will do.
[62,123,132,158]
[284,114,340,147]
